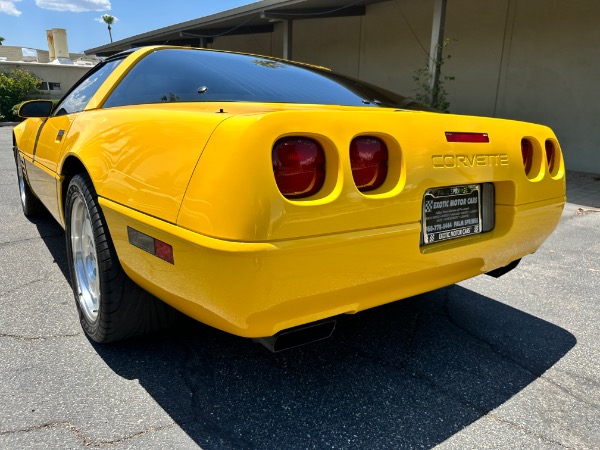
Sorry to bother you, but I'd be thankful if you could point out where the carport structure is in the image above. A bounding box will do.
[86,0,600,174]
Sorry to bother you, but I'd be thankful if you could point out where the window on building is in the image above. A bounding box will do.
[39,81,62,91]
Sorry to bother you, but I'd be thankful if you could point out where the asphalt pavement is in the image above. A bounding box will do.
[1,126,599,449]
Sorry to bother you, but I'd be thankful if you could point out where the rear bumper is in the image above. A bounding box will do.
[100,196,565,338]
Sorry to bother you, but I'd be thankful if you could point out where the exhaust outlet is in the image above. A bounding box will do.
[485,258,521,278]
[255,319,336,352]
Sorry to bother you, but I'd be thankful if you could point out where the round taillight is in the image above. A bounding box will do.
[272,137,325,199]
[521,138,533,175]
[350,137,388,192]
[545,140,556,173]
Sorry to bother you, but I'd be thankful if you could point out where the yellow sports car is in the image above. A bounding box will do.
[13,46,565,351]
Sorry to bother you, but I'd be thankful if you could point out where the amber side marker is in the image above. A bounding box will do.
[127,226,174,264]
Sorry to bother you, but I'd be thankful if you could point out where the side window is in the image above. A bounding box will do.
[54,58,123,116]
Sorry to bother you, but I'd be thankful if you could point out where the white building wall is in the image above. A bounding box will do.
[292,16,363,78]
[211,32,276,58]
[492,0,600,174]
[0,61,90,100]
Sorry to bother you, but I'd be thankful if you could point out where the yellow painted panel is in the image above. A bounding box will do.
[100,195,563,338]
[178,108,565,242]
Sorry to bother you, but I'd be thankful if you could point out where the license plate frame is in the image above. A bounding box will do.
[422,184,482,245]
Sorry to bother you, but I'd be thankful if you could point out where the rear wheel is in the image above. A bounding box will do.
[65,174,176,343]
[14,150,44,217]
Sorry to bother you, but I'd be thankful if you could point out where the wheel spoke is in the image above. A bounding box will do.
[16,156,26,205]
[70,195,100,322]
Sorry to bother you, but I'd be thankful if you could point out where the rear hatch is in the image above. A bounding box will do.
[177,107,565,242]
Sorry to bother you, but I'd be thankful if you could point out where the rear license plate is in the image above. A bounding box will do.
[422,184,482,245]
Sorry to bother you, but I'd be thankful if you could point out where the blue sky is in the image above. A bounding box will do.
[0,0,254,53]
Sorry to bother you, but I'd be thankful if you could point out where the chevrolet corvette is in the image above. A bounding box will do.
[12,46,566,350]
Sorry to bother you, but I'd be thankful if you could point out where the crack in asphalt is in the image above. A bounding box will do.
[0,332,81,341]
[534,372,600,411]
[393,307,423,369]
[484,414,572,449]
[332,291,578,450]
[0,421,177,447]
[175,338,255,448]
[0,275,65,298]
[441,289,600,411]
[368,359,574,450]
[0,232,64,248]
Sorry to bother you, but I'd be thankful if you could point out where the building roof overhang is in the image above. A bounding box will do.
[85,0,389,56]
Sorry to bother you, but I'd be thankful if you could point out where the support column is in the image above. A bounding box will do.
[429,0,448,106]
[283,20,293,60]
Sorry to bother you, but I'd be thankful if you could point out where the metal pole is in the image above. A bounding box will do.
[429,0,447,107]
[283,20,293,60]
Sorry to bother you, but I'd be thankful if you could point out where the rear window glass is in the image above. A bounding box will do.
[103,48,427,110]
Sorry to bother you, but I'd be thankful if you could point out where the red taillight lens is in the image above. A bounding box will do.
[154,240,174,265]
[545,140,556,173]
[350,137,388,192]
[272,137,325,199]
[521,138,533,175]
[445,132,490,143]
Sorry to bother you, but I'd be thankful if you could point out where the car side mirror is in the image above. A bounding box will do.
[18,100,54,118]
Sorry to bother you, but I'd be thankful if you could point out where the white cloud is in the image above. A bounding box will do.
[0,0,22,17]
[35,0,110,12]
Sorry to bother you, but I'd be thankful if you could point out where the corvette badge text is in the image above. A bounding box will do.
[432,154,509,169]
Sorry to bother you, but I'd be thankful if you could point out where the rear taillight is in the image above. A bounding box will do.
[272,137,325,199]
[350,137,388,192]
[521,138,533,175]
[545,140,556,173]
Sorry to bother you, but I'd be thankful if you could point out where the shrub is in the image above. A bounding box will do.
[0,69,42,121]
[413,38,455,113]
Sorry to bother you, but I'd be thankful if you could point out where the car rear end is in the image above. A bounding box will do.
[101,105,564,339]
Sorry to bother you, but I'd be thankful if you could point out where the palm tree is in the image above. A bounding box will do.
[0,37,5,46]
[101,15,115,43]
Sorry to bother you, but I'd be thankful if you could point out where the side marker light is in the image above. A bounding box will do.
[127,227,174,264]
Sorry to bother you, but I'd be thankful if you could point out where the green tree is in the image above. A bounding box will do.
[0,69,42,121]
[0,36,5,45]
[413,38,455,113]
[102,14,115,43]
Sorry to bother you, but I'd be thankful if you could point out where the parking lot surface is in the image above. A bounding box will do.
[1,126,599,449]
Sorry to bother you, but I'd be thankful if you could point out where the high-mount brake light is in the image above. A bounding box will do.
[350,137,388,192]
[545,140,556,173]
[272,137,325,199]
[521,138,534,175]
[445,132,490,143]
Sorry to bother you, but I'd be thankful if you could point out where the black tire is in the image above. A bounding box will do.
[65,173,176,343]
[14,149,44,217]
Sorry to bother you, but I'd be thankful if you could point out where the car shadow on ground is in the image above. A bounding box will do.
[32,216,576,448]
[29,213,69,280]
[91,284,575,449]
